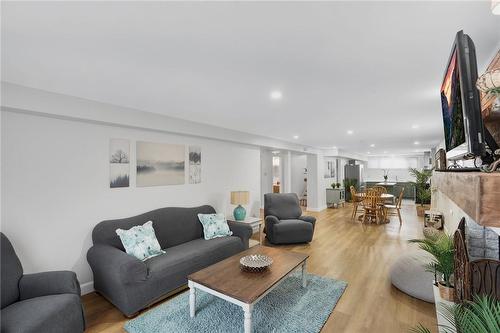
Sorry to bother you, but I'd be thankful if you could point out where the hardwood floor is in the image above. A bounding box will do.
[82,201,437,333]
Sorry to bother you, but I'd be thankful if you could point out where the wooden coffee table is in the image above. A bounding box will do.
[187,245,309,333]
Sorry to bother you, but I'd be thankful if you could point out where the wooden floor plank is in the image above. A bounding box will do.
[82,201,437,333]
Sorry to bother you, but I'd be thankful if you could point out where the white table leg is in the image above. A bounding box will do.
[243,304,253,333]
[302,261,307,288]
[189,282,196,318]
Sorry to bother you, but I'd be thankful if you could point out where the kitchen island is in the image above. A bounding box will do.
[365,181,415,199]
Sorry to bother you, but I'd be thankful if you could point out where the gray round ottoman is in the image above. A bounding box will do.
[390,249,435,303]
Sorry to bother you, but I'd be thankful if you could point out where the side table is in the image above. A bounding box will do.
[227,216,262,247]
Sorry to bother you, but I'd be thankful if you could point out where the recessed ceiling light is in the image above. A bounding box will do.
[370,144,375,147]
[414,141,420,145]
[347,130,354,135]
[383,151,388,154]
[270,90,282,100]
[411,124,419,129]
[367,151,371,154]
[293,135,299,139]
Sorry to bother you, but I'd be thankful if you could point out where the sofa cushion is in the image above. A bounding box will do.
[1,233,23,309]
[277,219,314,231]
[145,236,243,279]
[92,205,216,250]
[272,219,314,244]
[1,294,84,333]
[264,193,303,220]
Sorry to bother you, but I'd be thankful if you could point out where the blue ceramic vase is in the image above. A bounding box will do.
[233,205,246,221]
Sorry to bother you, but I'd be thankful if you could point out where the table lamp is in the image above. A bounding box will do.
[230,191,249,221]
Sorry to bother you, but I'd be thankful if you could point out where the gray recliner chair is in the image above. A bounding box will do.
[264,193,316,244]
[1,233,85,333]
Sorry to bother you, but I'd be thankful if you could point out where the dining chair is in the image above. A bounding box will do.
[372,186,387,194]
[362,188,381,224]
[350,186,363,220]
[384,187,405,224]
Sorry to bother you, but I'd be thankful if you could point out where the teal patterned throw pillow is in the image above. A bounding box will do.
[116,221,165,261]
[197,213,233,240]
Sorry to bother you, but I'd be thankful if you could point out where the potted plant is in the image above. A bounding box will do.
[409,167,433,217]
[410,233,455,302]
[343,178,358,202]
[336,182,341,188]
[410,294,500,333]
[383,169,389,182]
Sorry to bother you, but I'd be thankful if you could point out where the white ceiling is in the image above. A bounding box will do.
[2,1,499,155]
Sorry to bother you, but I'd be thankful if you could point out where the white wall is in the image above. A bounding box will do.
[432,189,469,233]
[365,155,429,182]
[280,151,292,193]
[291,154,307,197]
[2,111,261,293]
[306,153,326,211]
[321,156,350,188]
[260,149,273,205]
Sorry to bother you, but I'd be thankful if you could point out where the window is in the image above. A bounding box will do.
[368,157,418,169]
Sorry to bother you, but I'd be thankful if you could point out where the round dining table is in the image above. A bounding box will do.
[355,192,395,201]
[354,192,395,223]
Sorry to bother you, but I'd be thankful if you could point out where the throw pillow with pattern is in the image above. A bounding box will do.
[116,221,165,261]
[197,213,233,240]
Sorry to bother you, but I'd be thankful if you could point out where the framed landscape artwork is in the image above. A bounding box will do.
[109,139,130,188]
[189,145,201,184]
[136,141,185,187]
[324,160,335,178]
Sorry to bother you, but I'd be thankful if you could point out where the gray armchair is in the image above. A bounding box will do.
[1,233,85,333]
[264,193,316,244]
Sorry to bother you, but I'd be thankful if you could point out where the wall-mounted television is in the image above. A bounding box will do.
[440,30,485,160]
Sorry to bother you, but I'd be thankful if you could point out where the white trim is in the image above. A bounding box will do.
[80,281,94,295]
[190,281,248,308]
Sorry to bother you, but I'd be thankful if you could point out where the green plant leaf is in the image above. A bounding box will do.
[409,234,454,285]
[411,295,500,333]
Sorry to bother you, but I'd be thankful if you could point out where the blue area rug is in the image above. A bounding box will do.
[125,273,347,333]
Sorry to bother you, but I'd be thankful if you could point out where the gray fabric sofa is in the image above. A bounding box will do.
[87,205,252,317]
[1,233,85,333]
[264,193,316,244]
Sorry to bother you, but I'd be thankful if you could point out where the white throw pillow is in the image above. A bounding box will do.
[116,221,165,261]
[197,213,233,240]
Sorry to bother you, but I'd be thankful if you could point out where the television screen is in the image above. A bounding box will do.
[440,47,466,153]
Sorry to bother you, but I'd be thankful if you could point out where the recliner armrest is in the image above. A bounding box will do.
[264,215,281,242]
[265,215,280,226]
[227,221,253,249]
[298,215,316,229]
[19,271,81,300]
[87,244,149,285]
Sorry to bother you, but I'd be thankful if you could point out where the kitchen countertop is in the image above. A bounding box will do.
[365,180,413,183]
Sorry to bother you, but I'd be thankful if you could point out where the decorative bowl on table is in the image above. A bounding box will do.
[239,254,273,272]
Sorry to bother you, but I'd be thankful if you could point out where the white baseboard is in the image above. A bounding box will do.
[80,281,95,295]
[306,205,327,212]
